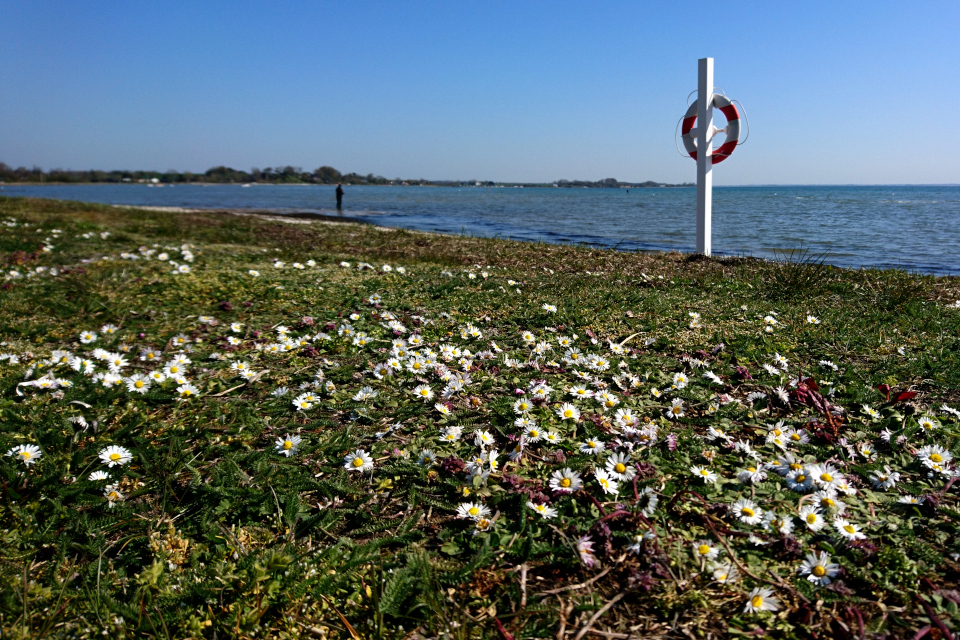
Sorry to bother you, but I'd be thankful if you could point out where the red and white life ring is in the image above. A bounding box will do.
[681,94,740,164]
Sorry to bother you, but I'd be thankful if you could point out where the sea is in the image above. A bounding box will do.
[2,183,958,276]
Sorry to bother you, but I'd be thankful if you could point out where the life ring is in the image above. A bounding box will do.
[681,94,740,164]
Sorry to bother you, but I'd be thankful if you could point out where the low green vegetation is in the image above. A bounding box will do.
[0,196,959,639]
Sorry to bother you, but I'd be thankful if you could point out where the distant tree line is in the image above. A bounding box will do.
[0,162,690,188]
[0,163,405,185]
[554,178,693,188]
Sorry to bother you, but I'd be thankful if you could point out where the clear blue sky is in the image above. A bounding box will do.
[2,1,958,185]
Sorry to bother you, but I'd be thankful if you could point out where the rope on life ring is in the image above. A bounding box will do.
[680,94,741,165]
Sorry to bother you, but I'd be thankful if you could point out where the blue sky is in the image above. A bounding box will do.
[1,1,958,184]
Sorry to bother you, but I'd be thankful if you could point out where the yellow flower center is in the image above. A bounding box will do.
[170,366,178,373]
[796,474,806,483]
[717,573,727,581]
[806,514,818,524]
[135,381,144,388]
[530,430,539,437]
[791,433,801,440]
[751,596,763,608]
[774,429,782,436]
[564,410,573,418]
[748,467,757,473]
[477,519,489,528]
[742,507,755,517]
[183,390,192,396]
[820,473,833,482]
[931,453,943,463]
[468,506,479,516]
[813,565,826,577]
[110,453,121,461]
[587,441,596,448]
[822,498,835,507]
[698,544,711,555]
[700,470,710,476]
[352,457,364,467]
[560,478,571,488]
[283,441,293,450]
[615,463,626,473]
[790,463,802,471]
[21,451,31,459]
[844,525,856,534]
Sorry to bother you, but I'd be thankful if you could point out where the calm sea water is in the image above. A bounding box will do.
[2,183,959,275]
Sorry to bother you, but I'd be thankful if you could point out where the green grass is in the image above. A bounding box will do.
[0,195,959,639]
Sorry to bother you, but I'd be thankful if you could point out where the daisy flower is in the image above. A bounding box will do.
[88,470,110,481]
[785,468,814,492]
[440,426,463,443]
[548,468,583,493]
[522,424,543,442]
[125,374,151,394]
[474,430,495,447]
[412,384,434,401]
[344,449,374,472]
[692,540,720,562]
[738,465,767,485]
[513,398,533,414]
[7,444,42,466]
[798,506,826,532]
[103,484,125,508]
[275,434,302,457]
[869,466,900,490]
[627,531,654,555]
[543,431,562,445]
[917,415,940,433]
[711,561,739,584]
[456,502,491,521]
[79,331,98,344]
[731,498,763,525]
[799,551,839,585]
[99,445,133,467]
[352,386,378,402]
[605,452,636,481]
[595,469,619,495]
[527,502,558,519]
[542,304,557,313]
[833,517,866,541]
[569,384,594,400]
[177,383,199,398]
[556,403,581,421]
[672,372,689,389]
[579,438,605,455]
[917,445,953,469]
[666,398,685,419]
[898,495,925,505]
[743,587,780,613]
[809,463,844,490]
[812,490,845,513]
[690,465,718,484]
[806,315,820,325]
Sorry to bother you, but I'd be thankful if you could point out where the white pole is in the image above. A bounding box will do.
[696,57,713,255]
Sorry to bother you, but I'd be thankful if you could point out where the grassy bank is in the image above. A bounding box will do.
[1,195,959,640]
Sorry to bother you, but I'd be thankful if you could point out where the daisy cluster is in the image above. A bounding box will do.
[2,221,959,632]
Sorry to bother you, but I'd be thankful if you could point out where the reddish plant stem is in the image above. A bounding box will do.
[580,490,607,517]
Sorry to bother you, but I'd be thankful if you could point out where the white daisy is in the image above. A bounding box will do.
[344,449,374,472]
[7,444,42,466]
[275,434,302,457]
[99,445,133,467]
[799,551,839,585]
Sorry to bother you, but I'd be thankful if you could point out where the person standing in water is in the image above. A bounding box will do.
[335,183,344,210]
